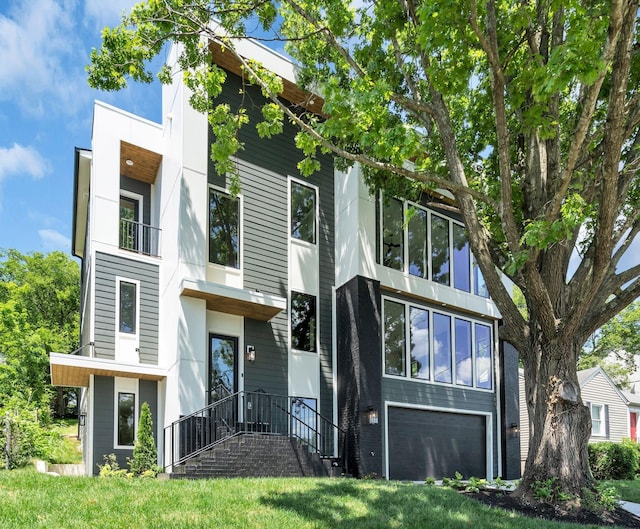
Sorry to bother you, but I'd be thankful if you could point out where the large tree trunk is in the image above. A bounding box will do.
[514,336,594,503]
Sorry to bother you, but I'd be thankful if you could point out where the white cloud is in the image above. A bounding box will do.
[38,228,71,251]
[84,0,135,29]
[0,0,88,116]
[0,143,49,182]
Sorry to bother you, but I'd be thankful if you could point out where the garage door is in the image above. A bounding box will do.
[388,407,487,480]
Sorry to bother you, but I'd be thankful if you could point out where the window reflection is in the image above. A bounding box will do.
[410,307,429,379]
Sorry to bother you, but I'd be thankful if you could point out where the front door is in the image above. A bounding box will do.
[120,195,140,251]
[209,334,238,404]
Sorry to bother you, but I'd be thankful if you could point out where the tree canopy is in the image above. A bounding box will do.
[0,249,80,412]
[87,0,640,508]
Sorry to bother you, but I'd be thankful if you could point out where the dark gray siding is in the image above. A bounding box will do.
[500,342,521,479]
[92,376,116,474]
[92,376,158,475]
[120,175,151,226]
[209,71,335,414]
[94,252,159,364]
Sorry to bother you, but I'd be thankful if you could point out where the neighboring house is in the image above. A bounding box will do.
[519,366,630,470]
[50,38,520,481]
[624,391,640,442]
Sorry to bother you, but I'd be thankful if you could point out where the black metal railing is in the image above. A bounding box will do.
[164,390,347,472]
[119,218,161,257]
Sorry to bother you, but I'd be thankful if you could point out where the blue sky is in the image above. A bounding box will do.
[0,0,162,255]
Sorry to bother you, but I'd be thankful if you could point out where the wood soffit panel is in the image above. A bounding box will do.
[120,141,162,184]
[208,40,325,116]
[182,287,283,321]
[50,362,164,388]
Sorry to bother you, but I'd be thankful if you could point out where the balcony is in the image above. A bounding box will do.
[119,218,161,257]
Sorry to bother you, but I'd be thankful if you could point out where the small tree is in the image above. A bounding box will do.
[128,402,158,476]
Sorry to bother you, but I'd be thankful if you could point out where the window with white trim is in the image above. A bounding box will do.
[591,403,604,436]
[290,180,317,244]
[209,187,240,268]
[380,195,489,298]
[118,281,137,334]
[114,378,138,449]
[291,291,317,353]
[383,298,494,390]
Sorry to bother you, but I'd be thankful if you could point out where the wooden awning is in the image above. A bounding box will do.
[50,352,166,387]
[181,278,286,321]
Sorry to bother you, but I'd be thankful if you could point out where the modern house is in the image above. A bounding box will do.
[519,366,632,470]
[50,37,521,481]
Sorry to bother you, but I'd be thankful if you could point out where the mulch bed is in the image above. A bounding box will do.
[464,489,640,528]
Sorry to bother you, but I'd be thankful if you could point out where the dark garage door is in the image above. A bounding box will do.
[388,407,487,480]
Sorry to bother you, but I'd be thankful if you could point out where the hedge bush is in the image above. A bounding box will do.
[588,439,640,480]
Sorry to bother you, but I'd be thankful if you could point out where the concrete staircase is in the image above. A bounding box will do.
[170,433,341,479]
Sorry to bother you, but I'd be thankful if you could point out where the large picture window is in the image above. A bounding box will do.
[290,181,317,244]
[380,195,489,298]
[209,188,239,268]
[118,281,137,334]
[383,298,494,391]
[291,292,317,352]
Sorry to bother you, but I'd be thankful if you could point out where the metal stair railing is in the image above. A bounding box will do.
[164,390,348,473]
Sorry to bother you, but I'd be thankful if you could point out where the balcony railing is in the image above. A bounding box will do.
[119,218,161,257]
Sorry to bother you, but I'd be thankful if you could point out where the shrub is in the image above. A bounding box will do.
[588,440,639,480]
[128,402,160,476]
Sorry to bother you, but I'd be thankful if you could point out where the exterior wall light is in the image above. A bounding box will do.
[366,406,379,425]
[246,345,256,362]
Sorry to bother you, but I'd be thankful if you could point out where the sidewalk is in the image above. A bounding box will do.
[620,501,640,517]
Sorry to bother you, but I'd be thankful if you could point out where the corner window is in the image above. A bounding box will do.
[290,181,317,244]
[118,281,137,334]
[383,298,494,391]
[382,197,404,270]
[291,292,316,352]
[209,188,240,268]
[380,195,489,298]
[384,300,406,376]
[591,404,604,436]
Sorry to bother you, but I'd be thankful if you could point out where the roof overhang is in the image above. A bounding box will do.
[208,39,325,116]
[49,352,166,388]
[72,148,92,260]
[120,141,162,184]
[181,278,286,321]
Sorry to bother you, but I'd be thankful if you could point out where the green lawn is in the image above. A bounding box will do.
[608,480,640,503]
[0,469,629,529]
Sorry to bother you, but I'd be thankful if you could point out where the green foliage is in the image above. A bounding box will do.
[579,302,640,388]
[0,250,80,413]
[98,454,131,478]
[128,402,160,477]
[532,477,558,501]
[588,440,639,481]
[424,476,436,486]
[581,482,620,514]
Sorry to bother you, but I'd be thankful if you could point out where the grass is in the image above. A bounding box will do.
[45,420,82,464]
[0,469,629,529]
[608,480,640,503]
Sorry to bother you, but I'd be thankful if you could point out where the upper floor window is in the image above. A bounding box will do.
[291,291,317,353]
[118,281,137,334]
[290,181,317,244]
[380,195,489,298]
[209,188,239,268]
[383,298,494,391]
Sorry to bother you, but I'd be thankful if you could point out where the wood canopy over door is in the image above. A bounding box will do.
[387,407,487,480]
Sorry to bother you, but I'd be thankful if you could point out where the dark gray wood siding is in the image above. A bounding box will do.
[120,175,151,226]
[388,407,487,480]
[94,252,159,364]
[92,376,158,475]
[208,71,335,414]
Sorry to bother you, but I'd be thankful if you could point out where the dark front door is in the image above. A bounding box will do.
[209,334,238,404]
